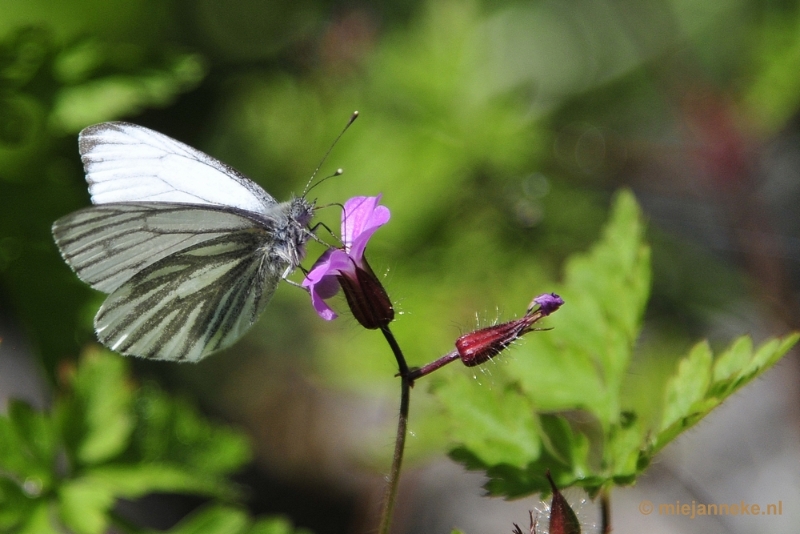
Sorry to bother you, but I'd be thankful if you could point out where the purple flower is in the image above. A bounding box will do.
[530,293,564,316]
[302,196,393,328]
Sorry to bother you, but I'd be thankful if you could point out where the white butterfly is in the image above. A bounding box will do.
[52,122,315,362]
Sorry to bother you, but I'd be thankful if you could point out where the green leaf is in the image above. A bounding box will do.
[58,478,115,534]
[57,350,135,466]
[0,400,57,492]
[16,502,61,534]
[508,189,650,427]
[84,463,239,501]
[651,333,799,455]
[0,478,38,531]
[433,373,539,469]
[659,341,713,432]
[157,506,311,534]
[712,336,752,385]
[435,190,650,496]
[49,49,206,133]
[129,384,251,477]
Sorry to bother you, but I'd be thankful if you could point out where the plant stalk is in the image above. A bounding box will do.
[377,325,411,534]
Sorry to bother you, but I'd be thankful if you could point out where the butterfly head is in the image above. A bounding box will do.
[289,195,315,228]
[270,196,316,272]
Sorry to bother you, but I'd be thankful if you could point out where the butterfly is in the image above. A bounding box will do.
[52,122,316,362]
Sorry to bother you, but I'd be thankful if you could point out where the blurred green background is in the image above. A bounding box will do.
[1,0,799,532]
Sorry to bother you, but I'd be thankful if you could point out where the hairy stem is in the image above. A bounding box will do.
[377,325,411,534]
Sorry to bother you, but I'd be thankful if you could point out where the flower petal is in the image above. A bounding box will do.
[302,249,356,320]
[531,293,564,316]
[342,196,390,261]
[310,289,338,320]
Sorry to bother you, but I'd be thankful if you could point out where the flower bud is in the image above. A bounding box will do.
[546,470,581,534]
[455,293,563,367]
[512,470,581,534]
[406,293,563,381]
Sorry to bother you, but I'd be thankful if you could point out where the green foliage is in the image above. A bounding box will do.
[0,26,206,378]
[433,191,798,498]
[651,334,800,455]
[0,348,264,534]
[154,506,311,534]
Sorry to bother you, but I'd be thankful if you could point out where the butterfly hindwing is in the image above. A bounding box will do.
[80,122,278,215]
[94,228,281,362]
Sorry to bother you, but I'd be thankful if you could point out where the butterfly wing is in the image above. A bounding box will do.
[94,224,282,362]
[55,122,310,361]
[52,203,269,294]
[80,122,277,215]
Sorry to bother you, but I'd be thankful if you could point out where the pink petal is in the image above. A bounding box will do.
[342,195,390,254]
[302,249,356,321]
[341,196,390,260]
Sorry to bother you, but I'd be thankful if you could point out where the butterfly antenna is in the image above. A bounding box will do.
[303,110,359,196]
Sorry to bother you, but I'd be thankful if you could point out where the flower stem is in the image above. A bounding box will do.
[601,487,611,533]
[406,350,460,383]
[378,325,411,534]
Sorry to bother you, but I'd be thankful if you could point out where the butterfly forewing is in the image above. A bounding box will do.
[52,204,268,294]
[95,229,280,362]
[80,122,278,214]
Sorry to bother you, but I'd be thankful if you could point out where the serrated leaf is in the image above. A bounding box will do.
[433,189,798,500]
[434,373,540,468]
[712,336,752,384]
[509,190,649,427]
[436,190,650,497]
[659,341,713,432]
[651,333,798,455]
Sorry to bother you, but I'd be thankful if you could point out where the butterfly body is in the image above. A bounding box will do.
[53,123,315,362]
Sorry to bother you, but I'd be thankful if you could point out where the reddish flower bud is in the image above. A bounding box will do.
[456,293,563,367]
[406,293,563,381]
[512,470,581,534]
[546,470,581,534]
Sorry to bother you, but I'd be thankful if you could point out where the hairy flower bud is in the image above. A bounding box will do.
[546,470,581,534]
[407,293,563,381]
[512,470,581,534]
[456,293,563,366]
